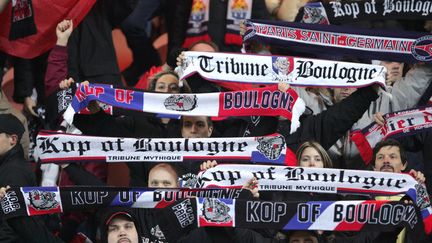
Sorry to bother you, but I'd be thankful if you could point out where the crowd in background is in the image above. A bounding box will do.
[0,0,432,242]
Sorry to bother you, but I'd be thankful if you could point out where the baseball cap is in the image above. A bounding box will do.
[0,114,25,139]
[105,211,134,226]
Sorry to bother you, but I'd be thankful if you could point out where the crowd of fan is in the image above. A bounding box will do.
[0,0,431,242]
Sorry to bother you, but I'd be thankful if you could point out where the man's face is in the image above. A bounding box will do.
[0,133,14,157]
[289,231,318,243]
[333,88,357,103]
[374,146,406,173]
[148,166,179,188]
[181,116,213,138]
[107,216,139,243]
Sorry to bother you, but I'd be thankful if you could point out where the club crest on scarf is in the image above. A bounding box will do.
[272,57,295,82]
[230,0,249,20]
[412,35,432,62]
[181,173,199,188]
[164,95,198,111]
[301,4,329,24]
[28,190,59,210]
[190,0,207,26]
[256,135,286,160]
[415,184,431,210]
[150,225,166,241]
[1,191,20,214]
[201,198,232,223]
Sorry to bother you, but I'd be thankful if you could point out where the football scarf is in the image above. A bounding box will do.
[195,164,432,234]
[0,0,96,58]
[162,198,427,236]
[1,187,427,235]
[242,19,432,63]
[9,0,37,40]
[0,187,244,218]
[35,130,296,165]
[351,106,432,164]
[178,51,386,87]
[183,0,252,48]
[63,83,305,133]
[296,0,432,25]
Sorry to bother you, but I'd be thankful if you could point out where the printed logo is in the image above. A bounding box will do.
[415,184,431,210]
[164,95,198,111]
[201,198,232,223]
[150,225,166,240]
[230,0,249,19]
[28,190,59,210]
[172,199,195,228]
[271,57,295,82]
[181,173,198,188]
[242,20,256,41]
[1,191,20,214]
[302,5,329,24]
[411,35,432,62]
[256,135,286,160]
[190,0,207,26]
[57,88,73,112]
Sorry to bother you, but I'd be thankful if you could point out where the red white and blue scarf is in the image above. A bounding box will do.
[63,83,305,133]
[351,106,432,164]
[242,19,432,63]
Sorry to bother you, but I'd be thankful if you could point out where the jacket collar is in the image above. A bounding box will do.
[0,145,23,166]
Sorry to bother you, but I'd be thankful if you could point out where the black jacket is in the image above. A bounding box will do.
[0,145,44,243]
[282,86,379,153]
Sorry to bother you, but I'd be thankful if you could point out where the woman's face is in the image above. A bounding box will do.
[154,74,180,93]
[299,147,324,168]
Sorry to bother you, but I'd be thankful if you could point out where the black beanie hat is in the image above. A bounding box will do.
[0,114,25,140]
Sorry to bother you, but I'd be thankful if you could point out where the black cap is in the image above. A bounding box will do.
[105,211,134,226]
[0,114,25,140]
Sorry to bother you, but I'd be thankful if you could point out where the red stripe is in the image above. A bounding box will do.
[41,156,106,162]
[183,156,250,160]
[224,33,242,46]
[182,34,211,48]
[334,200,387,231]
[350,130,373,165]
[338,187,403,195]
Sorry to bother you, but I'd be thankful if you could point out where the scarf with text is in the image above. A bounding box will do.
[63,83,305,133]
[242,19,432,63]
[0,187,427,235]
[9,0,37,40]
[195,164,432,233]
[45,84,183,126]
[183,0,252,48]
[296,0,432,25]
[0,187,244,218]
[178,51,386,87]
[35,130,297,165]
[351,106,432,164]
[161,198,426,237]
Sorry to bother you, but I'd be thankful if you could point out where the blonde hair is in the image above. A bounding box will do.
[296,141,333,168]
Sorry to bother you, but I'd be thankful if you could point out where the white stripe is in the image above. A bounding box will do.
[252,23,414,54]
[309,201,365,230]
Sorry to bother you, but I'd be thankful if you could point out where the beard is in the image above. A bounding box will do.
[118,238,132,243]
